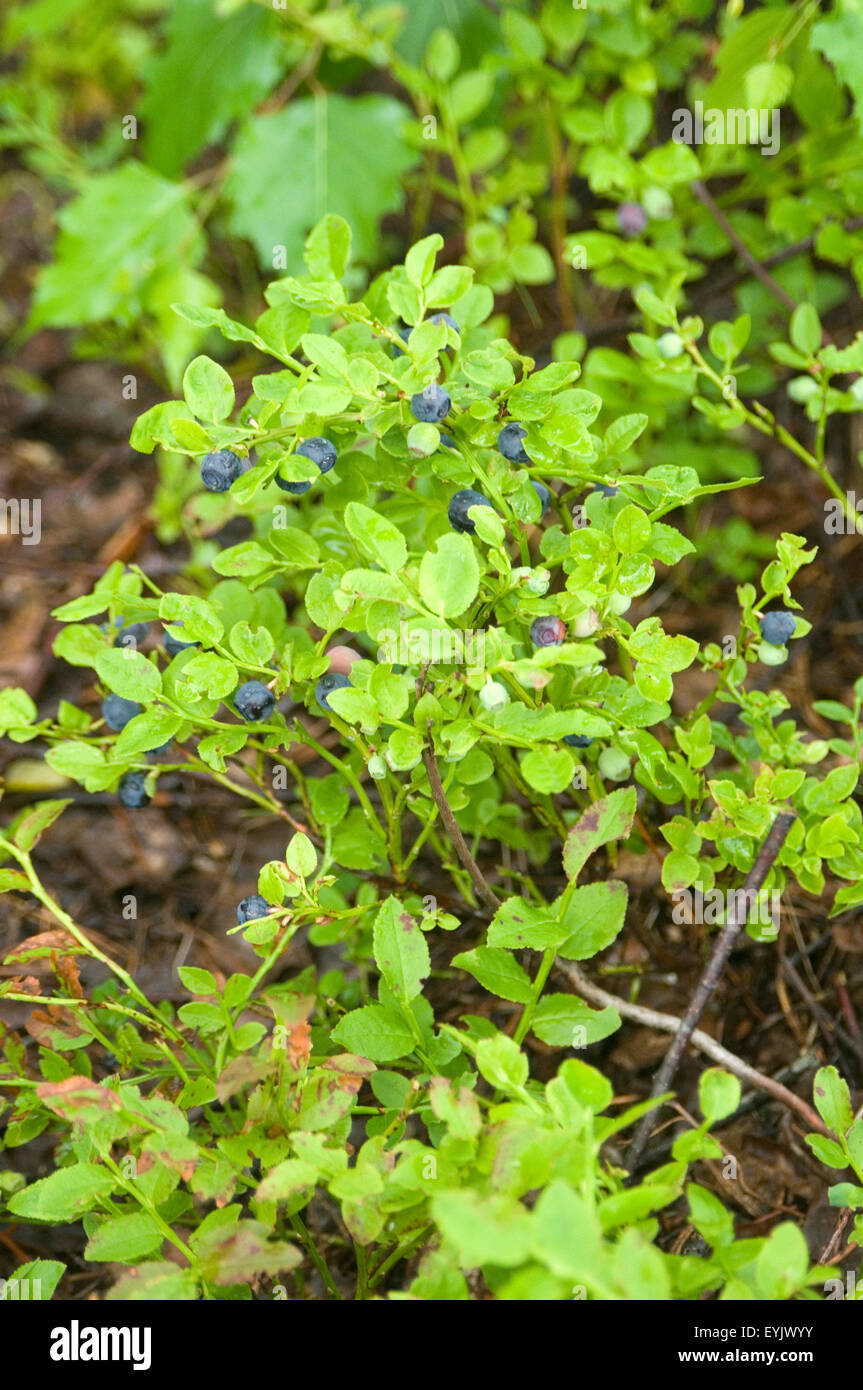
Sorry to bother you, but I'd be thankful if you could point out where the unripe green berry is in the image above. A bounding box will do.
[657,332,684,360]
[407,422,439,457]
[478,680,509,713]
[368,754,387,779]
[608,591,631,616]
[598,747,631,781]
[525,568,551,596]
[758,640,787,667]
[642,186,673,221]
[573,608,600,637]
[787,376,818,404]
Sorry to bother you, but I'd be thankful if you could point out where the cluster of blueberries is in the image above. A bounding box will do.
[200,437,338,496]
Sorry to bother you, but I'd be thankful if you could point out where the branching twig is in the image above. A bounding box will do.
[422,734,500,914]
[690,180,799,317]
[558,952,827,1139]
[619,812,799,1170]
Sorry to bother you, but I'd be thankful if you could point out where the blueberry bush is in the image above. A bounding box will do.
[3,0,863,1304]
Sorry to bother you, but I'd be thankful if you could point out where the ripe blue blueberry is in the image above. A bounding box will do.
[233,681,276,722]
[594,483,618,497]
[201,449,243,493]
[564,733,593,748]
[532,481,551,515]
[275,437,338,494]
[439,433,456,450]
[109,617,148,649]
[118,772,150,809]
[237,895,271,924]
[164,624,199,657]
[530,616,567,647]
[448,488,493,534]
[617,202,647,237]
[428,312,459,333]
[759,610,796,646]
[102,695,142,730]
[298,437,337,472]
[410,384,451,423]
[315,672,351,712]
[497,422,530,463]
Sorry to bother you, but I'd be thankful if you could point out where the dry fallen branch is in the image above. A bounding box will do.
[558,959,827,1139]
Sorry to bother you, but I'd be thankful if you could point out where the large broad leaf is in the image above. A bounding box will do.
[140,0,282,177]
[418,532,479,618]
[562,787,637,881]
[28,165,201,331]
[225,95,420,270]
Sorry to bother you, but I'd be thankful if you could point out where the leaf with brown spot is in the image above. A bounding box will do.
[36,1076,122,1125]
[372,895,429,1003]
[281,1019,311,1069]
[195,1220,301,1286]
[25,1006,92,1047]
[562,787,637,882]
[215,1054,270,1103]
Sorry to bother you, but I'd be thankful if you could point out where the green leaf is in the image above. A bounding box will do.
[225,95,419,270]
[452,946,534,1004]
[531,994,620,1046]
[562,787,637,881]
[0,687,37,733]
[475,1033,528,1091]
[755,1223,809,1300]
[178,652,238,699]
[557,880,628,960]
[304,214,353,280]
[431,1190,533,1268]
[405,233,443,288]
[140,0,281,177]
[114,709,182,758]
[345,503,407,573]
[130,401,195,455]
[331,1005,416,1062]
[3,1259,65,1300]
[532,1181,604,1280]
[612,505,652,554]
[8,1163,116,1222]
[372,897,430,1003]
[812,4,863,136]
[11,799,72,853]
[159,593,224,647]
[605,413,648,455]
[183,355,235,423]
[28,166,201,333]
[286,831,317,878]
[519,747,574,794]
[813,1065,854,1135]
[805,1134,849,1168]
[84,1212,164,1264]
[487,896,565,951]
[419,532,480,618]
[789,303,821,357]
[698,1068,741,1124]
[93,649,162,704]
